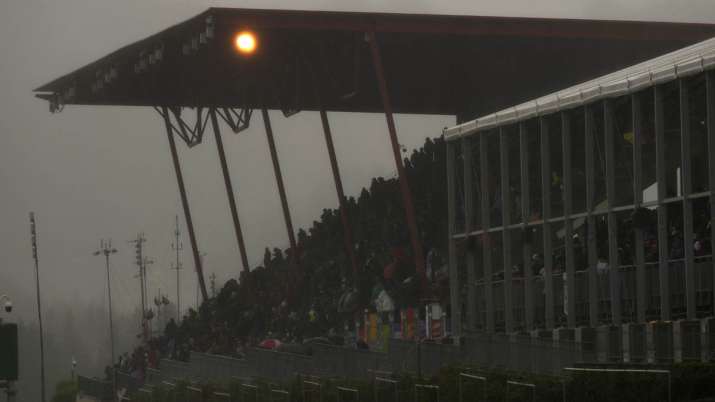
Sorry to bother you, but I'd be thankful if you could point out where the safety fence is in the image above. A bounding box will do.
[86,320,715,400]
[135,334,585,389]
[108,366,690,402]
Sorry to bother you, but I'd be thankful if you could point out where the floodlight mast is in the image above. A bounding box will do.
[92,238,118,402]
[29,212,47,402]
[171,215,183,321]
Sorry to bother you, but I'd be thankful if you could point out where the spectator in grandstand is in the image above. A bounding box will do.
[573,234,587,271]
[669,227,684,259]
[530,253,544,277]
[596,257,609,274]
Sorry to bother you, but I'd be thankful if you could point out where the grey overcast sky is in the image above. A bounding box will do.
[2,0,715,322]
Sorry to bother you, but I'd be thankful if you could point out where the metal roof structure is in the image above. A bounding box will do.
[444,35,715,139]
[34,8,715,119]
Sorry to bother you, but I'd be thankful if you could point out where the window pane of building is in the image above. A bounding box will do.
[613,96,635,207]
[595,213,612,323]
[509,228,526,330]
[667,201,686,319]
[526,226,545,328]
[617,211,636,323]
[692,197,713,317]
[687,75,709,193]
[505,125,522,223]
[593,102,608,211]
[525,119,543,221]
[470,138,483,230]
[454,141,465,233]
[548,113,564,218]
[663,82,682,199]
[474,234,486,330]
[639,88,658,204]
[490,231,505,332]
[569,107,588,214]
[551,223,566,327]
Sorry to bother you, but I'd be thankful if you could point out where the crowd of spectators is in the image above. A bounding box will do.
[113,136,449,375]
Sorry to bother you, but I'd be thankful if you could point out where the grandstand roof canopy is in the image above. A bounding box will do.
[34,8,715,118]
[444,35,715,140]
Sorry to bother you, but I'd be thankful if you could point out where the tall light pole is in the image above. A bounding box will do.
[29,212,46,402]
[171,215,182,322]
[93,239,117,402]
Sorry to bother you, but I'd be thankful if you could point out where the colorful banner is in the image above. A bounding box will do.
[401,308,415,340]
[368,313,378,342]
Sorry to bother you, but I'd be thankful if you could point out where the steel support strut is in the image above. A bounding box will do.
[261,108,298,263]
[305,51,361,281]
[209,108,251,273]
[319,109,360,280]
[367,30,427,283]
[161,106,209,302]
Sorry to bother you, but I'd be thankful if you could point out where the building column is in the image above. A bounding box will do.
[463,137,478,331]
[632,93,647,323]
[585,106,599,327]
[562,111,576,328]
[501,128,514,332]
[604,99,622,325]
[520,123,534,330]
[540,117,555,329]
[480,134,495,332]
[707,72,715,316]
[655,85,671,321]
[679,79,696,320]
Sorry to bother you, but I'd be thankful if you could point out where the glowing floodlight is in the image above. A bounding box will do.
[234,31,257,55]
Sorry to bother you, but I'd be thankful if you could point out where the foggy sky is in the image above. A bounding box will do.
[2,0,715,395]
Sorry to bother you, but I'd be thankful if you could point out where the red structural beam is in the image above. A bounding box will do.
[367,30,427,285]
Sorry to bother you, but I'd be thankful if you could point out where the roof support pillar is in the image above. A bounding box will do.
[367,30,426,284]
[161,106,208,303]
[261,108,298,264]
[209,109,250,274]
[318,109,360,282]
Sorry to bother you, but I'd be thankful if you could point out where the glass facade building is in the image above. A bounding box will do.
[445,38,715,335]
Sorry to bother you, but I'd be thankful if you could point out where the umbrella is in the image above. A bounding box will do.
[258,339,282,350]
